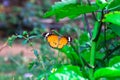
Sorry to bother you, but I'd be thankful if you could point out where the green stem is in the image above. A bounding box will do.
[71,43,90,78]
[86,0,97,21]
[38,54,46,71]
[89,11,103,80]
[71,43,85,67]
[89,42,96,80]
[57,50,61,64]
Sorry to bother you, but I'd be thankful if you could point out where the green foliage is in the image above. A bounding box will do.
[103,11,120,26]
[7,35,17,46]
[44,0,98,21]
[109,24,120,36]
[60,45,82,65]
[94,67,120,79]
[6,0,120,80]
[0,55,33,80]
[107,0,120,10]
[48,65,86,80]
[0,13,6,21]
[109,56,120,67]
[79,32,90,45]
[42,0,120,79]
[96,0,108,9]
[33,49,39,57]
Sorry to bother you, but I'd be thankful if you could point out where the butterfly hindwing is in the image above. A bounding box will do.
[58,37,68,48]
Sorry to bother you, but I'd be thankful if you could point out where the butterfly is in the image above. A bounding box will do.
[43,32,72,49]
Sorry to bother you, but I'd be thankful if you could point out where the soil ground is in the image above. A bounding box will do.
[0,41,36,58]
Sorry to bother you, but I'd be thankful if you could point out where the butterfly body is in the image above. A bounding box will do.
[43,32,72,49]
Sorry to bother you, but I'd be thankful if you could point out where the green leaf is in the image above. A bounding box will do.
[109,24,120,36]
[60,45,82,66]
[79,32,90,45]
[33,49,39,57]
[28,61,35,70]
[103,11,120,26]
[44,1,98,21]
[57,65,82,76]
[96,0,108,9]
[29,36,37,39]
[109,56,120,67]
[97,29,116,50]
[17,35,23,38]
[61,0,77,4]
[47,0,77,10]
[81,50,105,63]
[49,65,87,80]
[7,35,17,46]
[95,51,105,60]
[80,49,90,62]
[112,63,120,70]
[60,45,74,61]
[22,31,28,36]
[22,39,28,45]
[107,0,120,10]
[94,67,120,79]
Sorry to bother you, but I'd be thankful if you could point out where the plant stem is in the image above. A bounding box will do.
[86,0,97,21]
[71,43,89,78]
[71,43,85,67]
[89,42,96,80]
[84,14,92,38]
[57,50,61,64]
[103,45,120,60]
[89,11,103,80]
[38,54,46,71]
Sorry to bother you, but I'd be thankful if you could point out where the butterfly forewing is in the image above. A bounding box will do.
[46,34,59,48]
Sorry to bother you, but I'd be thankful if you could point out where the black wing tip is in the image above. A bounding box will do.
[42,32,53,38]
[42,32,47,37]
[42,32,49,37]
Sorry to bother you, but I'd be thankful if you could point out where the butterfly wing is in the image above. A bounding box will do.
[46,34,59,48]
[58,37,68,49]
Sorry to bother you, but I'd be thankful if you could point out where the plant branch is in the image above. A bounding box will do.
[0,42,8,52]
[71,42,93,68]
[103,45,120,60]
[70,43,89,78]
[70,43,85,67]
[84,14,92,39]
[93,10,104,41]
[86,0,97,21]
[89,11,103,80]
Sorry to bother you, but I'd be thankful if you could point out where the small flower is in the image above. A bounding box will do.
[24,73,33,78]
[51,68,57,73]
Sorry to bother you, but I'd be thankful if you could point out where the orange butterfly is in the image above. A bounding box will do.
[43,32,72,49]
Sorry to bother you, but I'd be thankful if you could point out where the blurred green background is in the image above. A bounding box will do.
[0,0,83,80]
[0,0,118,80]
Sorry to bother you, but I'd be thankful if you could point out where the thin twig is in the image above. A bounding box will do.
[0,41,8,52]
[104,24,109,54]
[103,45,120,60]
[84,14,92,39]
[86,0,97,21]
[70,43,93,68]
